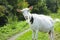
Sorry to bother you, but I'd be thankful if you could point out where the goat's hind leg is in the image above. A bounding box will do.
[49,29,54,40]
[32,30,38,40]
[35,30,38,40]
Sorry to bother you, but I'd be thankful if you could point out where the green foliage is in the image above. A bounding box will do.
[27,0,59,14]
[49,8,60,18]
[57,0,60,7]
[7,0,17,6]
[0,5,6,17]
[46,0,58,12]
[0,5,8,27]
[0,0,8,5]
[16,30,49,40]
[0,0,29,26]
[16,30,32,40]
[26,0,38,6]
[0,21,29,40]
[31,0,50,14]
[17,0,28,9]
[0,0,60,25]
[17,0,28,20]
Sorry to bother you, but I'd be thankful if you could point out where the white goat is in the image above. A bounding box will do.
[17,6,60,40]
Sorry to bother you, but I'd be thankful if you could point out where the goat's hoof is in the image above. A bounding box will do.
[32,39,34,40]
[32,39,37,40]
[32,39,35,40]
[35,39,37,40]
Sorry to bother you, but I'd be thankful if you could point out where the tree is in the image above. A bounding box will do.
[46,0,58,12]
[0,5,7,26]
[27,0,50,14]
[26,0,38,6]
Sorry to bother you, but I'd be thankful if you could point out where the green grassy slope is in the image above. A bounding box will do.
[0,21,29,40]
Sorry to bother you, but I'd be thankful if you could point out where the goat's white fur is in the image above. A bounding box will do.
[19,8,60,40]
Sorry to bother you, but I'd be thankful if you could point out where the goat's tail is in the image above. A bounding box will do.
[54,18,60,23]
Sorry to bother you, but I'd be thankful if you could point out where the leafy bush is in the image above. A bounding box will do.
[0,21,29,40]
[0,5,6,17]
[0,5,8,26]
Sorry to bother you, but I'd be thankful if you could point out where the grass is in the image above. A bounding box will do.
[49,8,60,19]
[54,22,60,40]
[0,21,29,40]
[16,30,49,40]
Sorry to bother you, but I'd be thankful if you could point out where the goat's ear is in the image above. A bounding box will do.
[29,6,33,10]
[16,9,22,12]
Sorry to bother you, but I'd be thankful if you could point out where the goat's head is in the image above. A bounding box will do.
[17,6,33,23]
[17,6,33,16]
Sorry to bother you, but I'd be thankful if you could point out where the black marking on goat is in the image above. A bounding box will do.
[30,16,34,24]
[49,30,51,34]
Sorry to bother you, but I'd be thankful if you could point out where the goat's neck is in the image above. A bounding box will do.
[24,12,32,23]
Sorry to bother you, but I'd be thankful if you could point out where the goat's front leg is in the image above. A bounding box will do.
[35,30,38,40]
[49,29,54,40]
[32,30,35,40]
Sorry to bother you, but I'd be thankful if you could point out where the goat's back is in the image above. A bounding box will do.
[31,14,54,32]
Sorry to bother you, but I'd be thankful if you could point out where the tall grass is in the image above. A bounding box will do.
[0,21,29,40]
